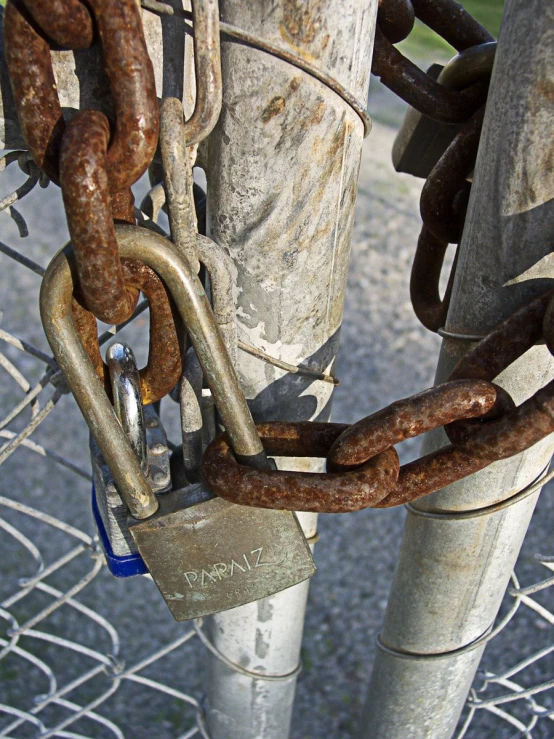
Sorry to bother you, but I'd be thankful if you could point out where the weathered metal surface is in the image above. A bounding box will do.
[450,291,553,383]
[60,110,139,323]
[410,0,494,51]
[203,422,399,512]
[361,641,486,738]
[181,0,222,146]
[204,461,319,739]
[40,244,160,520]
[130,485,315,621]
[208,1,375,427]
[328,379,495,467]
[72,255,183,405]
[197,234,238,366]
[110,187,136,224]
[410,226,454,332]
[205,0,376,734]
[160,96,200,273]
[419,106,484,244]
[86,0,159,191]
[40,222,316,614]
[20,0,93,50]
[204,375,552,512]
[361,1,554,735]
[3,0,64,182]
[374,0,493,122]
[408,106,485,331]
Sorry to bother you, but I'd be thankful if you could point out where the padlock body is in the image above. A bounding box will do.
[392,64,461,179]
[130,484,316,621]
[91,403,171,576]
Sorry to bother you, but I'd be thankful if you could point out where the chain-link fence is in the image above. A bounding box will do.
[0,114,553,739]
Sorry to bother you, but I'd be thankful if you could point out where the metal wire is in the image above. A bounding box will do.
[0,156,208,738]
[454,550,554,737]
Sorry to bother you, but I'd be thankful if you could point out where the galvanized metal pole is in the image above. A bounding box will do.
[361,1,554,736]
[204,1,377,736]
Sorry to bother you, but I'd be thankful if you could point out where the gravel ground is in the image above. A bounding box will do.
[0,79,553,739]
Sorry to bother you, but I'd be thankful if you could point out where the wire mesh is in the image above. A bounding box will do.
[455,547,554,738]
[0,151,208,739]
[0,138,553,739]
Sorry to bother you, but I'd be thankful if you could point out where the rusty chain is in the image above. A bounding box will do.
[7,0,554,513]
[201,0,554,512]
[205,290,554,510]
[4,0,182,403]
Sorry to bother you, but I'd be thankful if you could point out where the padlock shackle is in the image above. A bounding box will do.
[40,249,159,520]
[107,342,148,473]
[111,226,267,467]
[40,225,268,518]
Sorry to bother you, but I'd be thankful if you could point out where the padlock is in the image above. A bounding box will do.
[91,342,171,577]
[40,223,316,621]
[392,42,496,178]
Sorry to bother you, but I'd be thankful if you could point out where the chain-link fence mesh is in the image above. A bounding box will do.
[0,124,553,739]
[0,152,210,738]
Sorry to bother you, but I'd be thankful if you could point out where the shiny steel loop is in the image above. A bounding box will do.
[437,42,497,91]
[107,342,148,472]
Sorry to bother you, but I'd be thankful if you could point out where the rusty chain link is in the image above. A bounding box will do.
[204,292,554,511]
[4,0,183,402]
[372,0,493,122]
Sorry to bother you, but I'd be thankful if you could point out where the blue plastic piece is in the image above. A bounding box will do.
[92,484,148,578]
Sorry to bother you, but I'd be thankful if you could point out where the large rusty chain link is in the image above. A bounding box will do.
[204,291,554,511]
[4,0,182,403]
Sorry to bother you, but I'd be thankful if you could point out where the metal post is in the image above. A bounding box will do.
[361,1,554,736]
[204,1,377,736]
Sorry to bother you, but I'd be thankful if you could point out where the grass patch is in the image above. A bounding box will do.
[398,1,505,63]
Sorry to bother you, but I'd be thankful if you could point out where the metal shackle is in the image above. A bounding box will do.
[106,342,148,473]
[40,224,268,518]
